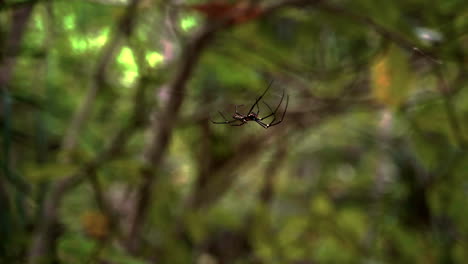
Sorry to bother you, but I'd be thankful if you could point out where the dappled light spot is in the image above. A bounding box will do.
[34,15,44,31]
[117,46,138,86]
[146,51,164,67]
[181,16,197,31]
[64,15,76,30]
[70,28,110,53]
[87,28,109,48]
[117,46,135,65]
[70,37,88,53]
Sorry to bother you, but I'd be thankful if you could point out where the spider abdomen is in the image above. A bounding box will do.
[246,113,258,120]
[233,114,244,120]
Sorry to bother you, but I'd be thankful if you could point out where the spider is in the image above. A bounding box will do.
[210,82,289,128]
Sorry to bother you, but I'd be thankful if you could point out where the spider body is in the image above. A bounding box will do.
[230,112,259,126]
[211,82,289,129]
[237,112,258,121]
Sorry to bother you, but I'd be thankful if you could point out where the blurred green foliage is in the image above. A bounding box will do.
[1,0,468,263]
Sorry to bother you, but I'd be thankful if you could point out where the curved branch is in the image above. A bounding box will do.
[60,0,141,159]
[125,23,219,254]
[27,72,148,264]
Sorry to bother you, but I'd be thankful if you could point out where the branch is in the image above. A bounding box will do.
[0,3,36,255]
[27,73,148,264]
[0,0,36,91]
[315,2,421,53]
[0,0,41,12]
[434,69,465,148]
[124,0,328,253]
[259,143,287,206]
[125,22,219,254]
[27,2,146,259]
[265,2,464,148]
[60,0,141,158]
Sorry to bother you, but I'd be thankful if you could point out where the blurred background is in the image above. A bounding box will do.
[1,0,468,263]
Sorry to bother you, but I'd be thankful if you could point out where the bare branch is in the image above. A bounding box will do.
[0,0,41,12]
[60,0,141,158]
[0,4,36,253]
[434,69,466,148]
[259,143,288,206]
[125,22,219,253]
[315,2,420,53]
[27,72,149,264]
[0,1,36,91]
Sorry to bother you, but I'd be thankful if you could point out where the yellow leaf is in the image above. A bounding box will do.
[81,211,109,240]
[371,45,412,108]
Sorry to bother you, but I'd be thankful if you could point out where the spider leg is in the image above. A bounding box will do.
[266,94,289,128]
[247,80,274,114]
[259,89,285,121]
[255,120,269,129]
[235,104,244,115]
[218,111,229,121]
[260,101,275,120]
[211,111,239,124]
[230,121,247,126]
[211,119,239,124]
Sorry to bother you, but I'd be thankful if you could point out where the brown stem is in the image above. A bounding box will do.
[0,1,36,91]
[125,23,219,254]
[259,142,288,206]
[0,2,36,257]
[434,68,465,148]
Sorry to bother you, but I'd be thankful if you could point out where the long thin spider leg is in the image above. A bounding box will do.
[272,89,285,114]
[211,119,238,124]
[259,89,285,121]
[230,121,247,126]
[259,101,275,120]
[255,120,269,129]
[218,111,229,121]
[270,95,289,126]
[247,80,274,114]
[235,104,244,115]
[255,103,260,115]
[268,107,277,125]
[268,95,289,127]
[211,111,238,124]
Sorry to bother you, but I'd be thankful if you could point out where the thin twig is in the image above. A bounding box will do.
[316,3,419,53]
[434,68,465,148]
